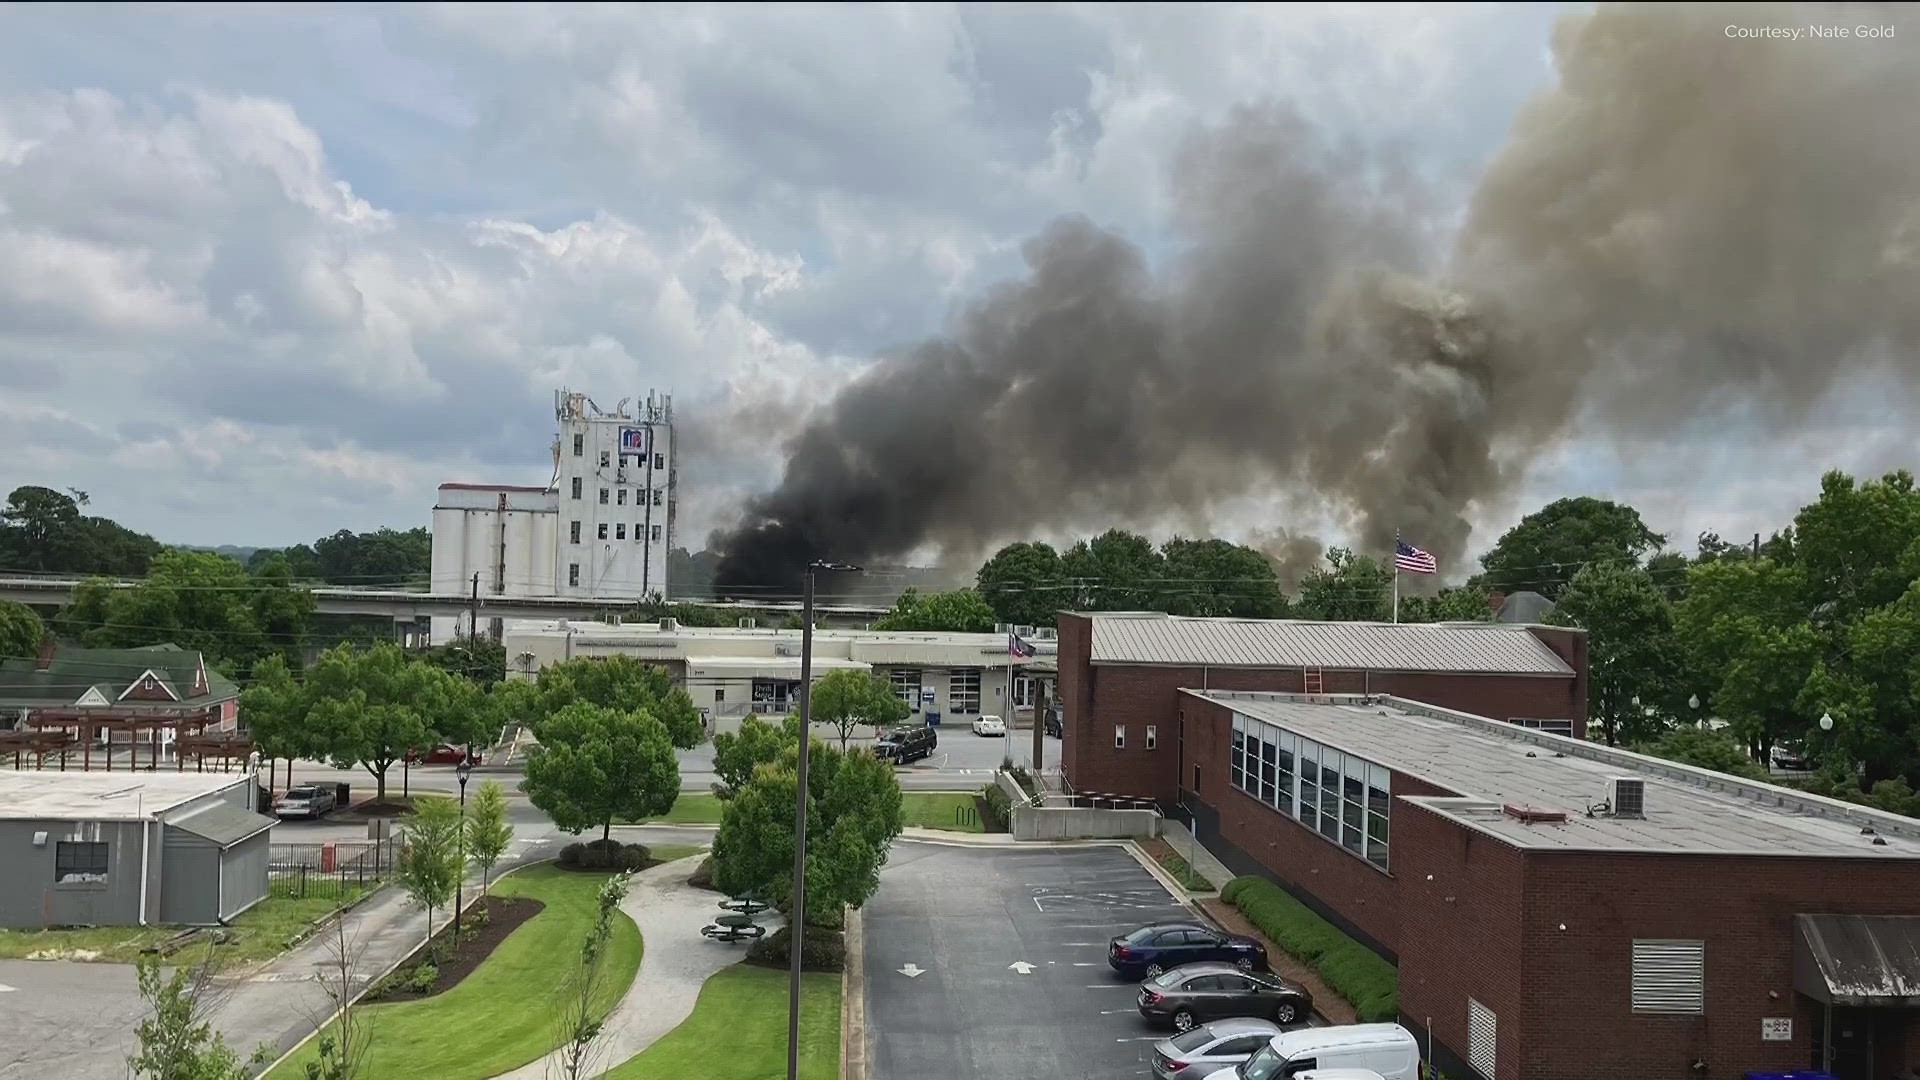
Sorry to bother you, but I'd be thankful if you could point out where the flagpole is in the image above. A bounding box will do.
[1392,532,1400,624]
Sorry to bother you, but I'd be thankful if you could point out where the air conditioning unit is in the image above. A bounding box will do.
[737,617,757,629]
[1607,776,1646,818]
[774,643,795,657]
[658,617,678,632]
[1034,628,1058,641]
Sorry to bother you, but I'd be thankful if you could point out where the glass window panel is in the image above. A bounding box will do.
[1367,812,1390,870]
[1276,743,1295,815]
[1344,771,1365,808]
[1342,799,1364,853]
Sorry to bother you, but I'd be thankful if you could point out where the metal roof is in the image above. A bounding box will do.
[1088,615,1573,675]
[168,801,275,847]
[1198,691,1920,857]
[0,772,254,821]
[1795,914,1920,1006]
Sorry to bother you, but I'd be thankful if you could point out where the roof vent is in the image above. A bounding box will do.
[738,617,757,629]
[1608,777,1646,819]
[658,617,678,632]
[1502,803,1568,824]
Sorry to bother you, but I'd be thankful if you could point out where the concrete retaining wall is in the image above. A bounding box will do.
[1010,805,1160,841]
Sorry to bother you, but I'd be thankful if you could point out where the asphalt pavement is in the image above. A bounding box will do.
[861,842,1204,1080]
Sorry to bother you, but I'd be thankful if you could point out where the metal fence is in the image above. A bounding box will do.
[268,840,398,901]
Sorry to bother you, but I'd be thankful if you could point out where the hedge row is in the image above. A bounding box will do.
[745,925,846,972]
[1220,875,1399,1022]
[558,839,652,871]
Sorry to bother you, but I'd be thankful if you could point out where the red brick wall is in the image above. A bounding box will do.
[1516,851,1920,1080]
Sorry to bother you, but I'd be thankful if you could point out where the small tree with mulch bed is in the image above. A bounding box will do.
[553,873,633,1079]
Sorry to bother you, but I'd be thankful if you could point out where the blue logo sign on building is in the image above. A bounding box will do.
[619,427,649,456]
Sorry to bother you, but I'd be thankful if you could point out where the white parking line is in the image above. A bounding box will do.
[1072,962,1101,967]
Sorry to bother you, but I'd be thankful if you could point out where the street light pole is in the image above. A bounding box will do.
[789,560,857,1080]
[455,760,472,948]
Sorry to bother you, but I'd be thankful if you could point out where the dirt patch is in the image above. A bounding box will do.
[1196,896,1357,1025]
[368,895,545,1002]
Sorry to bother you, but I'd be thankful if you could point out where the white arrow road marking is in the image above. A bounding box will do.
[1072,962,1100,967]
[899,964,926,978]
[0,983,15,993]
[1009,961,1036,974]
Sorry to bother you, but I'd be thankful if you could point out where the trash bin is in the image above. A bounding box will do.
[334,781,351,808]
[926,711,942,727]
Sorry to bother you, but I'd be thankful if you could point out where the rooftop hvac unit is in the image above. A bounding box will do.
[1034,628,1058,641]
[1608,776,1646,818]
[738,617,757,629]
[774,643,795,657]
[658,617,678,632]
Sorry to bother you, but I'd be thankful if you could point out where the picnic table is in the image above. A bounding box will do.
[719,896,772,917]
[700,912,767,942]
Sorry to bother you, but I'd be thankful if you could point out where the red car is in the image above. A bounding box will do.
[407,744,482,765]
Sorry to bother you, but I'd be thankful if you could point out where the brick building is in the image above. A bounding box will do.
[1057,612,1588,804]
[1180,689,1920,1080]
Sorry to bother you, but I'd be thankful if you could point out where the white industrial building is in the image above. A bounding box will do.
[431,389,677,641]
[503,618,1058,730]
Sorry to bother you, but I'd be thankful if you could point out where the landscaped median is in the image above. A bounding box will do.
[602,963,841,1080]
[1210,875,1398,1023]
[642,790,984,831]
[267,863,642,1080]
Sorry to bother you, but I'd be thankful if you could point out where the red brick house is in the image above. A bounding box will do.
[1177,690,1920,1080]
[1057,612,1588,804]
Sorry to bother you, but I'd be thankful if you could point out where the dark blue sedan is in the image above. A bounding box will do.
[1109,921,1268,979]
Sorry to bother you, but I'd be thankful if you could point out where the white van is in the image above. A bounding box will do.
[1234,1023,1420,1080]
[1295,1071,1388,1080]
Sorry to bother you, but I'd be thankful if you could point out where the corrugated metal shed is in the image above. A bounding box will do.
[1795,914,1920,1006]
[168,801,275,848]
[1088,615,1573,675]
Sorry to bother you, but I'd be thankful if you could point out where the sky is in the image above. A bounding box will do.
[0,2,1902,569]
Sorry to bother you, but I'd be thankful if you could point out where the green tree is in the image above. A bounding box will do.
[305,643,463,802]
[554,872,632,1080]
[1061,529,1164,610]
[1157,537,1289,618]
[976,541,1066,626]
[1644,550,1692,603]
[1396,584,1496,624]
[1675,557,1815,763]
[248,553,317,666]
[710,713,799,797]
[465,779,513,897]
[396,796,465,945]
[1551,563,1679,746]
[0,599,44,659]
[811,669,910,749]
[666,547,720,599]
[1295,548,1391,622]
[1792,470,1920,622]
[55,548,310,675]
[312,527,433,586]
[0,485,162,576]
[238,653,313,793]
[873,587,999,632]
[534,655,703,748]
[128,955,250,1080]
[1632,727,1768,781]
[524,702,679,841]
[427,635,507,689]
[1478,496,1665,599]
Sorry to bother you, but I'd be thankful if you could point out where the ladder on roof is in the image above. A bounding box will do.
[1303,668,1324,695]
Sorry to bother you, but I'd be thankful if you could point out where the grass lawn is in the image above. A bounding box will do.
[644,791,981,832]
[0,887,368,968]
[603,964,840,1080]
[646,843,708,864]
[1153,850,1216,894]
[268,864,641,1080]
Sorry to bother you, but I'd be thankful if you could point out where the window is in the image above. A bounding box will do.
[652,488,663,506]
[616,524,626,540]
[1342,760,1366,854]
[569,520,581,544]
[1366,763,1391,870]
[572,433,583,456]
[571,477,582,499]
[599,487,609,504]
[54,840,108,882]
[1468,998,1497,1079]
[654,452,665,470]
[1114,725,1126,749]
[889,669,921,707]
[1297,741,1319,832]
[1145,725,1158,750]
[1275,732,1295,815]
[1231,722,1246,791]
[618,489,627,505]
[1512,717,1575,737]
[1318,749,1341,842]
[651,524,662,542]
[1260,738,1278,806]
[1632,940,1705,1014]
[1231,715,1391,872]
[715,687,725,703]
[599,450,610,467]
[949,670,980,712]
[568,563,580,587]
[598,523,608,540]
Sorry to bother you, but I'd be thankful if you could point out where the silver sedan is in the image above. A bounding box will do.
[1151,1017,1285,1080]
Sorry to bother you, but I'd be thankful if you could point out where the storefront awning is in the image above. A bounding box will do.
[1794,914,1920,1007]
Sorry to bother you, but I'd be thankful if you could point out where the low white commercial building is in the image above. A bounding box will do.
[504,619,1057,729]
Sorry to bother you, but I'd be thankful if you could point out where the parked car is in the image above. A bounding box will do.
[1111,921,1269,979]
[1771,743,1812,771]
[971,714,1007,737]
[273,784,339,820]
[1044,704,1063,738]
[873,724,938,764]
[1233,1024,1419,1080]
[1152,1018,1285,1080]
[1137,963,1312,1032]
[407,744,482,765]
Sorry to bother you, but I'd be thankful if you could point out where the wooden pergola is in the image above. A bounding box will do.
[19,705,224,772]
[0,729,78,770]
[175,732,257,773]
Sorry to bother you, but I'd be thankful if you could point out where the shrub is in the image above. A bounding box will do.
[557,839,652,870]
[688,855,719,892]
[405,962,439,994]
[980,784,1012,832]
[1223,875,1399,1022]
[461,906,490,932]
[745,925,846,972]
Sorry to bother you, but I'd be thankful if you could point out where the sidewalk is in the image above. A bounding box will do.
[1157,821,1236,890]
[494,853,768,1080]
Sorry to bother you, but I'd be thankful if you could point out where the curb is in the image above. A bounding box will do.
[841,905,867,1080]
[1123,841,1202,917]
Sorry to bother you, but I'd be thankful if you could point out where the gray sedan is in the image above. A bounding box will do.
[1151,1017,1285,1080]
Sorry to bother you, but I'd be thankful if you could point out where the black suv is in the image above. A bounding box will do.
[1110,921,1269,979]
[874,724,937,764]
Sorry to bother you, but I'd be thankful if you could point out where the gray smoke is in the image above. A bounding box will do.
[715,4,1920,595]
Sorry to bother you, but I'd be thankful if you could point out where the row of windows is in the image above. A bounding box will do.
[55,840,109,882]
[1231,716,1390,872]
[570,521,663,544]
[569,476,667,500]
[574,434,666,469]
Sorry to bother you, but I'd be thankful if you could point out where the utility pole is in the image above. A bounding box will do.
[469,572,481,642]
[1753,532,1761,559]
[789,559,858,1080]
[1030,678,1047,782]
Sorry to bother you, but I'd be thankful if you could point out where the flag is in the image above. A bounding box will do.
[1394,539,1437,575]
[1008,633,1037,659]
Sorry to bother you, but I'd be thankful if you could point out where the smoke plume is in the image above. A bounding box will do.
[716,4,1920,596]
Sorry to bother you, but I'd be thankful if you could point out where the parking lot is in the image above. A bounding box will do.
[863,841,1258,1080]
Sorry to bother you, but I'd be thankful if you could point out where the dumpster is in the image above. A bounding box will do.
[926,711,942,727]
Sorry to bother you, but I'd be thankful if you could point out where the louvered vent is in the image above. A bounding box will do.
[1467,998,1497,1078]
[1632,939,1705,1014]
